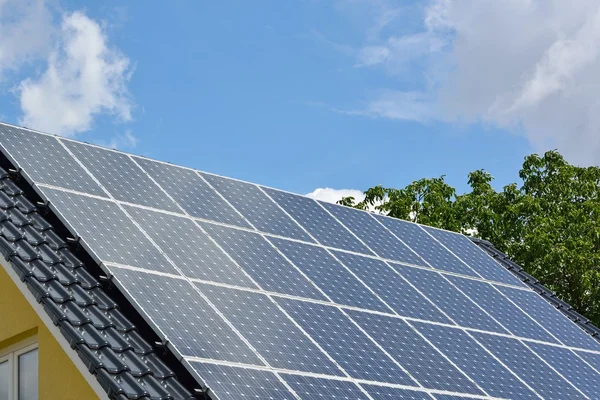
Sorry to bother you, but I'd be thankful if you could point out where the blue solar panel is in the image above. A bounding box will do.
[321,203,425,266]
[361,385,430,400]
[0,125,106,196]
[332,251,451,323]
[348,311,483,395]
[448,277,558,343]
[263,188,373,254]
[277,298,415,385]
[394,265,507,333]
[198,284,342,375]
[473,333,585,399]
[62,140,181,212]
[270,238,390,313]
[6,126,600,400]
[282,375,367,400]
[113,269,264,364]
[423,226,525,286]
[200,223,326,300]
[190,363,294,399]
[376,216,478,277]
[43,188,177,274]
[527,342,600,399]
[496,285,600,351]
[413,322,538,399]
[201,173,314,242]
[125,206,257,287]
[134,157,251,228]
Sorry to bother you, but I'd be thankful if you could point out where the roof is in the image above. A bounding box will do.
[1,122,600,400]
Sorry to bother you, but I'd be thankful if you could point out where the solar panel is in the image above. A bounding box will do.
[4,123,600,400]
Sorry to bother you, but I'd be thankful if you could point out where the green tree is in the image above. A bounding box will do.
[339,151,600,325]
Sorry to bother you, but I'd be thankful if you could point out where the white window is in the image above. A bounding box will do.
[0,338,38,400]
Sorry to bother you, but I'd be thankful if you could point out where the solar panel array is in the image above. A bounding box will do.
[2,123,600,400]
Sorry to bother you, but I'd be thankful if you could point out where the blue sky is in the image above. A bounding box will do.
[1,1,598,202]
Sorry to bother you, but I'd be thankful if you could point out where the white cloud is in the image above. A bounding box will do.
[347,90,433,122]
[19,11,132,136]
[0,0,55,77]
[306,188,365,204]
[348,0,600,165]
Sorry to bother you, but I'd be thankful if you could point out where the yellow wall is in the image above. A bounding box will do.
[0,265,99,400]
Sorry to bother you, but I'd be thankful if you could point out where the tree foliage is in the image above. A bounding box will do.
[339,151,600,325]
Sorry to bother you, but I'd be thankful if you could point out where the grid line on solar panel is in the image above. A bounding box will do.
[196,284,346,376]
[422,225,526,287]
[0,125,108,196]
[131,156,252,228]
[262,187,375,255]
[526,342,600,399]
[189,362,298,399]
[391,264,509,334]
[269,237,394,314]
[60,138,182,212]
[110,268,265,364]
[348,311,486,396]
[186,360,499,400]
[276,298,418,386]
[412,322,541,399]
[200,172,316,242]
[448,277,559,343]
[374,215,482,277]
[320,201,427,267]
[472,332,587,399]
[199,222,328,300]
[495,285,600,351]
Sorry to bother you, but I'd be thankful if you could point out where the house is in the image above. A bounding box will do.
[0,122,599,400]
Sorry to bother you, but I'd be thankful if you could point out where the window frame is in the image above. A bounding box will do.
[0,337,38,400]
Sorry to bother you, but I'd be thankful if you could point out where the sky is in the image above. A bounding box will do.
[0,1,599,203]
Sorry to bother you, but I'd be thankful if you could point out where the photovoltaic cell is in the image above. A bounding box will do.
[281,375,368,400]
[332,251,450,323]
[200,223,326,300]
[413,322,538,399]
[133,157,251,227]
[423,226,524,286]
[263,187,373,254]
[277,298,415,385]
[189,363,294,399]
[394,265,507,333]
[361,385,430,400]
[575,351,600,380]
[201,173,313,242]
[527,342,600,399]
[113,269,264,364]
[376,216,477,277]
[198,284,342,376]
[124,206,257,287]
[62,140,180,212]
[472,333,585,400]
[348,311,483,395]
[321,203,424,266]
[0,125,106,196]
[448,277,558,343]
[270,238,390,313]
[496,285,600,351]
[43,188,177,274]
